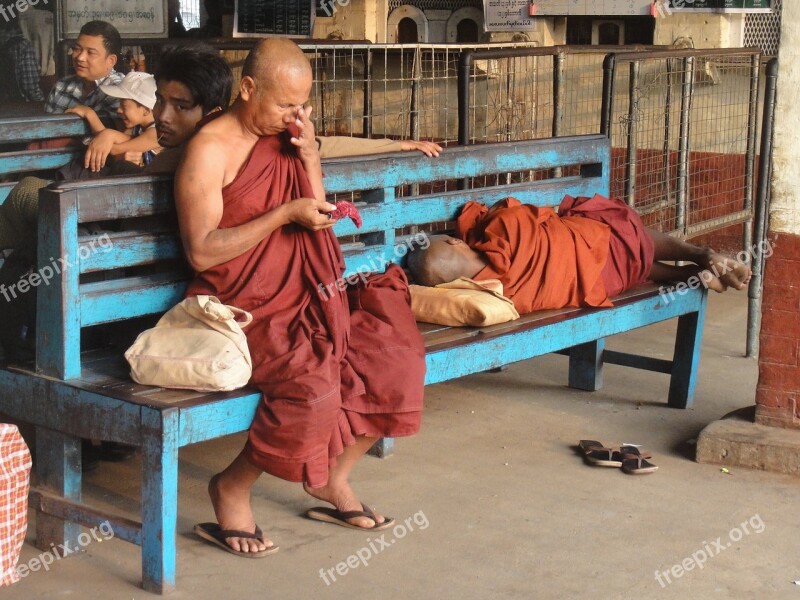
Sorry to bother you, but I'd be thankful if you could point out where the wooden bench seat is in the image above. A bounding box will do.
[0,135,707,593]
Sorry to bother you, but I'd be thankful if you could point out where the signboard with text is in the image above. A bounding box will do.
[529,1,653,16]
[668,0,771,11]
[62,0,168,38]
[234,0,315,37]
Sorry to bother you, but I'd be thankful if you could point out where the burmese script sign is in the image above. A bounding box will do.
[63,0,167,37]
[483,0,536,31]
[529,1,652,15]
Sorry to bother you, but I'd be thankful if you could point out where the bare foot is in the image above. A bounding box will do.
[707,252,752,290]
[697,269,728,293]
[303,480,386,529]
[208,473,274,554]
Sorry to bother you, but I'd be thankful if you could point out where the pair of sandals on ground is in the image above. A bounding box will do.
[579,439,659,475]
[194,503,393,559]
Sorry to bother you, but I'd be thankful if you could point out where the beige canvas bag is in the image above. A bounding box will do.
[410,278,520,327]
[125,295,253,392]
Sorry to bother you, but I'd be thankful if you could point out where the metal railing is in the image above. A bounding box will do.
[602,48,762,243]
[52,39,766,236]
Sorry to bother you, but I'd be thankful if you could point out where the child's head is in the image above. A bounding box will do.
[100,72,157,129]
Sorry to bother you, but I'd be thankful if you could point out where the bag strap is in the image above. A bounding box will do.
[225,304,253,328]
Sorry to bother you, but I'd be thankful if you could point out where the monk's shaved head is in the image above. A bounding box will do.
[407,235,485,286]
[242,38,312,91]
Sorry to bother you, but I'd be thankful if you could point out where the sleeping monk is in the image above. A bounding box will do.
[407,195,752,314]
[175,38,426,557]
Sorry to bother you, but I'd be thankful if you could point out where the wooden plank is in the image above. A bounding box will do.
[667,303,707,409]
[0,368,145,442]
[80,279,187,326]
[0,114,90,142]
[67,175,174,222]
[34,429,82,556]
[29,489,142,545]
[141,408,179,594]
[36,187,82,379]
[178,394,262,445]
[79,232,183,273]
[0,148,81,176]
[322,136,610,193]
[423,288,706,386]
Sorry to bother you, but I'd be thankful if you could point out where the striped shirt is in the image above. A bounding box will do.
[44,70,124,129]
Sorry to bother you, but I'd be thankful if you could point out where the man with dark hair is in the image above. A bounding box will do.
[0,14,44,103]
[45,20,123,129]
[0,43,233,466]
[2,43,231,261]
[153,43,233,119]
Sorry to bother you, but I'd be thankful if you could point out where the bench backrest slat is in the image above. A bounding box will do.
[36,135,611,380]
[0,115,90,143]
[0,149,82,177]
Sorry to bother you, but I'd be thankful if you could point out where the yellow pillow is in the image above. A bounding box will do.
[410,278,520,327]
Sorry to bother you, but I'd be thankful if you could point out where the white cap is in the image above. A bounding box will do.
[100,72,157,110]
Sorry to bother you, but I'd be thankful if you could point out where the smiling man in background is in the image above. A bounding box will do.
[44,20,123,129]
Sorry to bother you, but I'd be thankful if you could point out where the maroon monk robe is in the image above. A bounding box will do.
[185,132,425,487]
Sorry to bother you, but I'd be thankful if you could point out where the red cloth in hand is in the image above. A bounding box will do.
[329,200,362,228]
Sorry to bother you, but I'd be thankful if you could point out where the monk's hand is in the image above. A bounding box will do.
[285,197,337,231]
[399,140,443,157]
[290,105,320,164]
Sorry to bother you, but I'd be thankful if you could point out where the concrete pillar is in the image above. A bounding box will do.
[754,2,800,429]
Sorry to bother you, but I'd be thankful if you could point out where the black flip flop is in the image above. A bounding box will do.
[193,522,279,558]
[305,503,395,531]
[620,446,659,475]
[579,439,624,467]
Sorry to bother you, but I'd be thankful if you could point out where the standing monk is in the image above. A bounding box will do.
[175,39,425,557]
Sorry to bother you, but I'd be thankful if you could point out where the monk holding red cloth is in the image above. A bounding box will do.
[408,195,751,313]
[176,39,425,557]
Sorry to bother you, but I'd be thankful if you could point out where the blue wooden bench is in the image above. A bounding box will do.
[0,114,90,205]
[0,134,706,593]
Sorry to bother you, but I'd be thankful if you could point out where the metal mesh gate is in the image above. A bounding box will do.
[744,0,782,57]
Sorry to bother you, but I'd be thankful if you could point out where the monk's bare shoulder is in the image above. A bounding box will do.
[177,129,230,183]
[180,115,254,187]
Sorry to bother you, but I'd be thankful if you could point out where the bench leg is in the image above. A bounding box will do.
[34,428,81,553]
[141,409,179,594]
[668,308,706,409]
[568,339,605,391]
[368,437,394,458]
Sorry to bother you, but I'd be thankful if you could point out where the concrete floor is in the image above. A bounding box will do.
[9,291,800,600]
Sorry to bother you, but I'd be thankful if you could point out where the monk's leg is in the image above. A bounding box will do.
[208,451,275,553]
[649,261,727,293]
[304,435,387,529]
[645,227,751,290]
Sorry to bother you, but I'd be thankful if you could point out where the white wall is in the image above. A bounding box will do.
[770,2,800,234]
